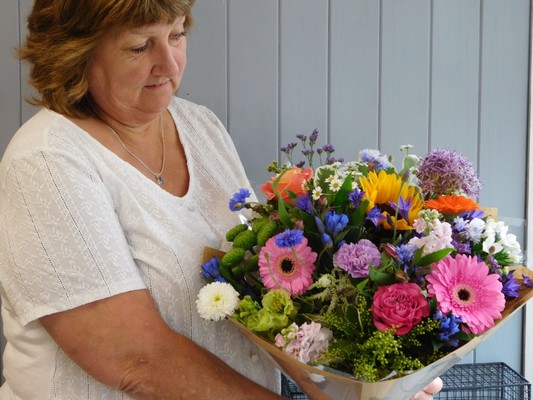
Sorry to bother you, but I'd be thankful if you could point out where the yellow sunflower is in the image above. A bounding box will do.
[359,170,424,230]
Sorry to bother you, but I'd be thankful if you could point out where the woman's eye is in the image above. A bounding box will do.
[131,45,148,54]
[171,32,186,43]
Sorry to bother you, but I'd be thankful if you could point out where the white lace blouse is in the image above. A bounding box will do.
[0,97,279,399]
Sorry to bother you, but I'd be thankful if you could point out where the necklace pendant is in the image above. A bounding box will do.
[156,175,164,185]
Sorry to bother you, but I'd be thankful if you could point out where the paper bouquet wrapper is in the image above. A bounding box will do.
[202,248,533,400]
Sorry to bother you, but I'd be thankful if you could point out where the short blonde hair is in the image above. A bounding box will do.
[19,0,195,118]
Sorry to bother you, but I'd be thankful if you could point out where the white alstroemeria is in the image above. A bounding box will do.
[196,282,239,321]
[482,234,503,255]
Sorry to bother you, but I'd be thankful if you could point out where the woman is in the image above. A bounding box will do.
[0,0,441,398]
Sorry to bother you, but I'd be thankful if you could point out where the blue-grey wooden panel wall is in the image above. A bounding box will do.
[1,0,530,381]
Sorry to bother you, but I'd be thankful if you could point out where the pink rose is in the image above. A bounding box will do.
[371,283,429,335]
[260,167,313,204]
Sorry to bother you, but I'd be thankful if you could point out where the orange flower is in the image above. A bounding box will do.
[425,194,479,214]
[261,167,313,204]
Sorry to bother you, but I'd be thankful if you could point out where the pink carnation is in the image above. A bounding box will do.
[332,239,381,278]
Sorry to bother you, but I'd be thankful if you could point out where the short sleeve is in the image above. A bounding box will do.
[0,145,146,326]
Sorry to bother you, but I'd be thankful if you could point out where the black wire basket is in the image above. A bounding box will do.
[435,362,531,400]
[281,362,531,400]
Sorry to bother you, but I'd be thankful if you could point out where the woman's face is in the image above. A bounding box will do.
[87,16,187,123]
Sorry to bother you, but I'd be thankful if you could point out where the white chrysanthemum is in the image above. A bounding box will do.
[196,282,239,321]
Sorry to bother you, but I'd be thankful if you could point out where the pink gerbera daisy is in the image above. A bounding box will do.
[426,254,504,335]
[259,236,317,296]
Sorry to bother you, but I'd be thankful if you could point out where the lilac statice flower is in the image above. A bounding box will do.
[433,311,462,347]
[201,257,226,283]
[332,239,381,278]
[228,188,251,211]
[417,148,481,198]
[275,229,304,248]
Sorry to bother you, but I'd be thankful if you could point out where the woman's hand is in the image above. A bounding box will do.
[411,377,443,400]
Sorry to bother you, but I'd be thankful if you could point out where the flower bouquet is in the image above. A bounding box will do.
[196,131,533,399]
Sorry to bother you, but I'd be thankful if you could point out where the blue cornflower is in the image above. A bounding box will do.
[396,244,415,266]
[433,311,462,347]
[349,188,365,208]
[275,229,304,248]
[325,211,349,237]
[201,257,226,282]
[366,207,386,226]
[229,188,251,211]
[502,274,521,298]
[295,194,313,214]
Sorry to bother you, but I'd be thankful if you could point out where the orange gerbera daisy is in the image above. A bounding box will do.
[358,170,424,230]
[425,194,479,215]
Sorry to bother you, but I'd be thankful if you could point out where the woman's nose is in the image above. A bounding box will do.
[152,45,180,76]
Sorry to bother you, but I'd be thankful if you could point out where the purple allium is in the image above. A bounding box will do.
[332,239,381,278]
[229,188,251,211]
[417,148,481,198]
[275,229,304,248]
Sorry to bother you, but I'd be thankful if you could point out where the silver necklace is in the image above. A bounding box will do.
[106,115,166,185]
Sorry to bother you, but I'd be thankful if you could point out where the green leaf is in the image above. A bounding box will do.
[417,247,455,266]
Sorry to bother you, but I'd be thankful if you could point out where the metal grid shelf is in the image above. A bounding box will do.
[281,362,531,400]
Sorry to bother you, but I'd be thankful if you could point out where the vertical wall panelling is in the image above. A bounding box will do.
[475,0,530,369]
[227,1,279,190]
[329,0,381,160]
[0,1,21,155]
[179,0,228,125]
[526,10,533,380]
[380,0,431,162]
[430,0,481,162]
[279,0,329,163]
